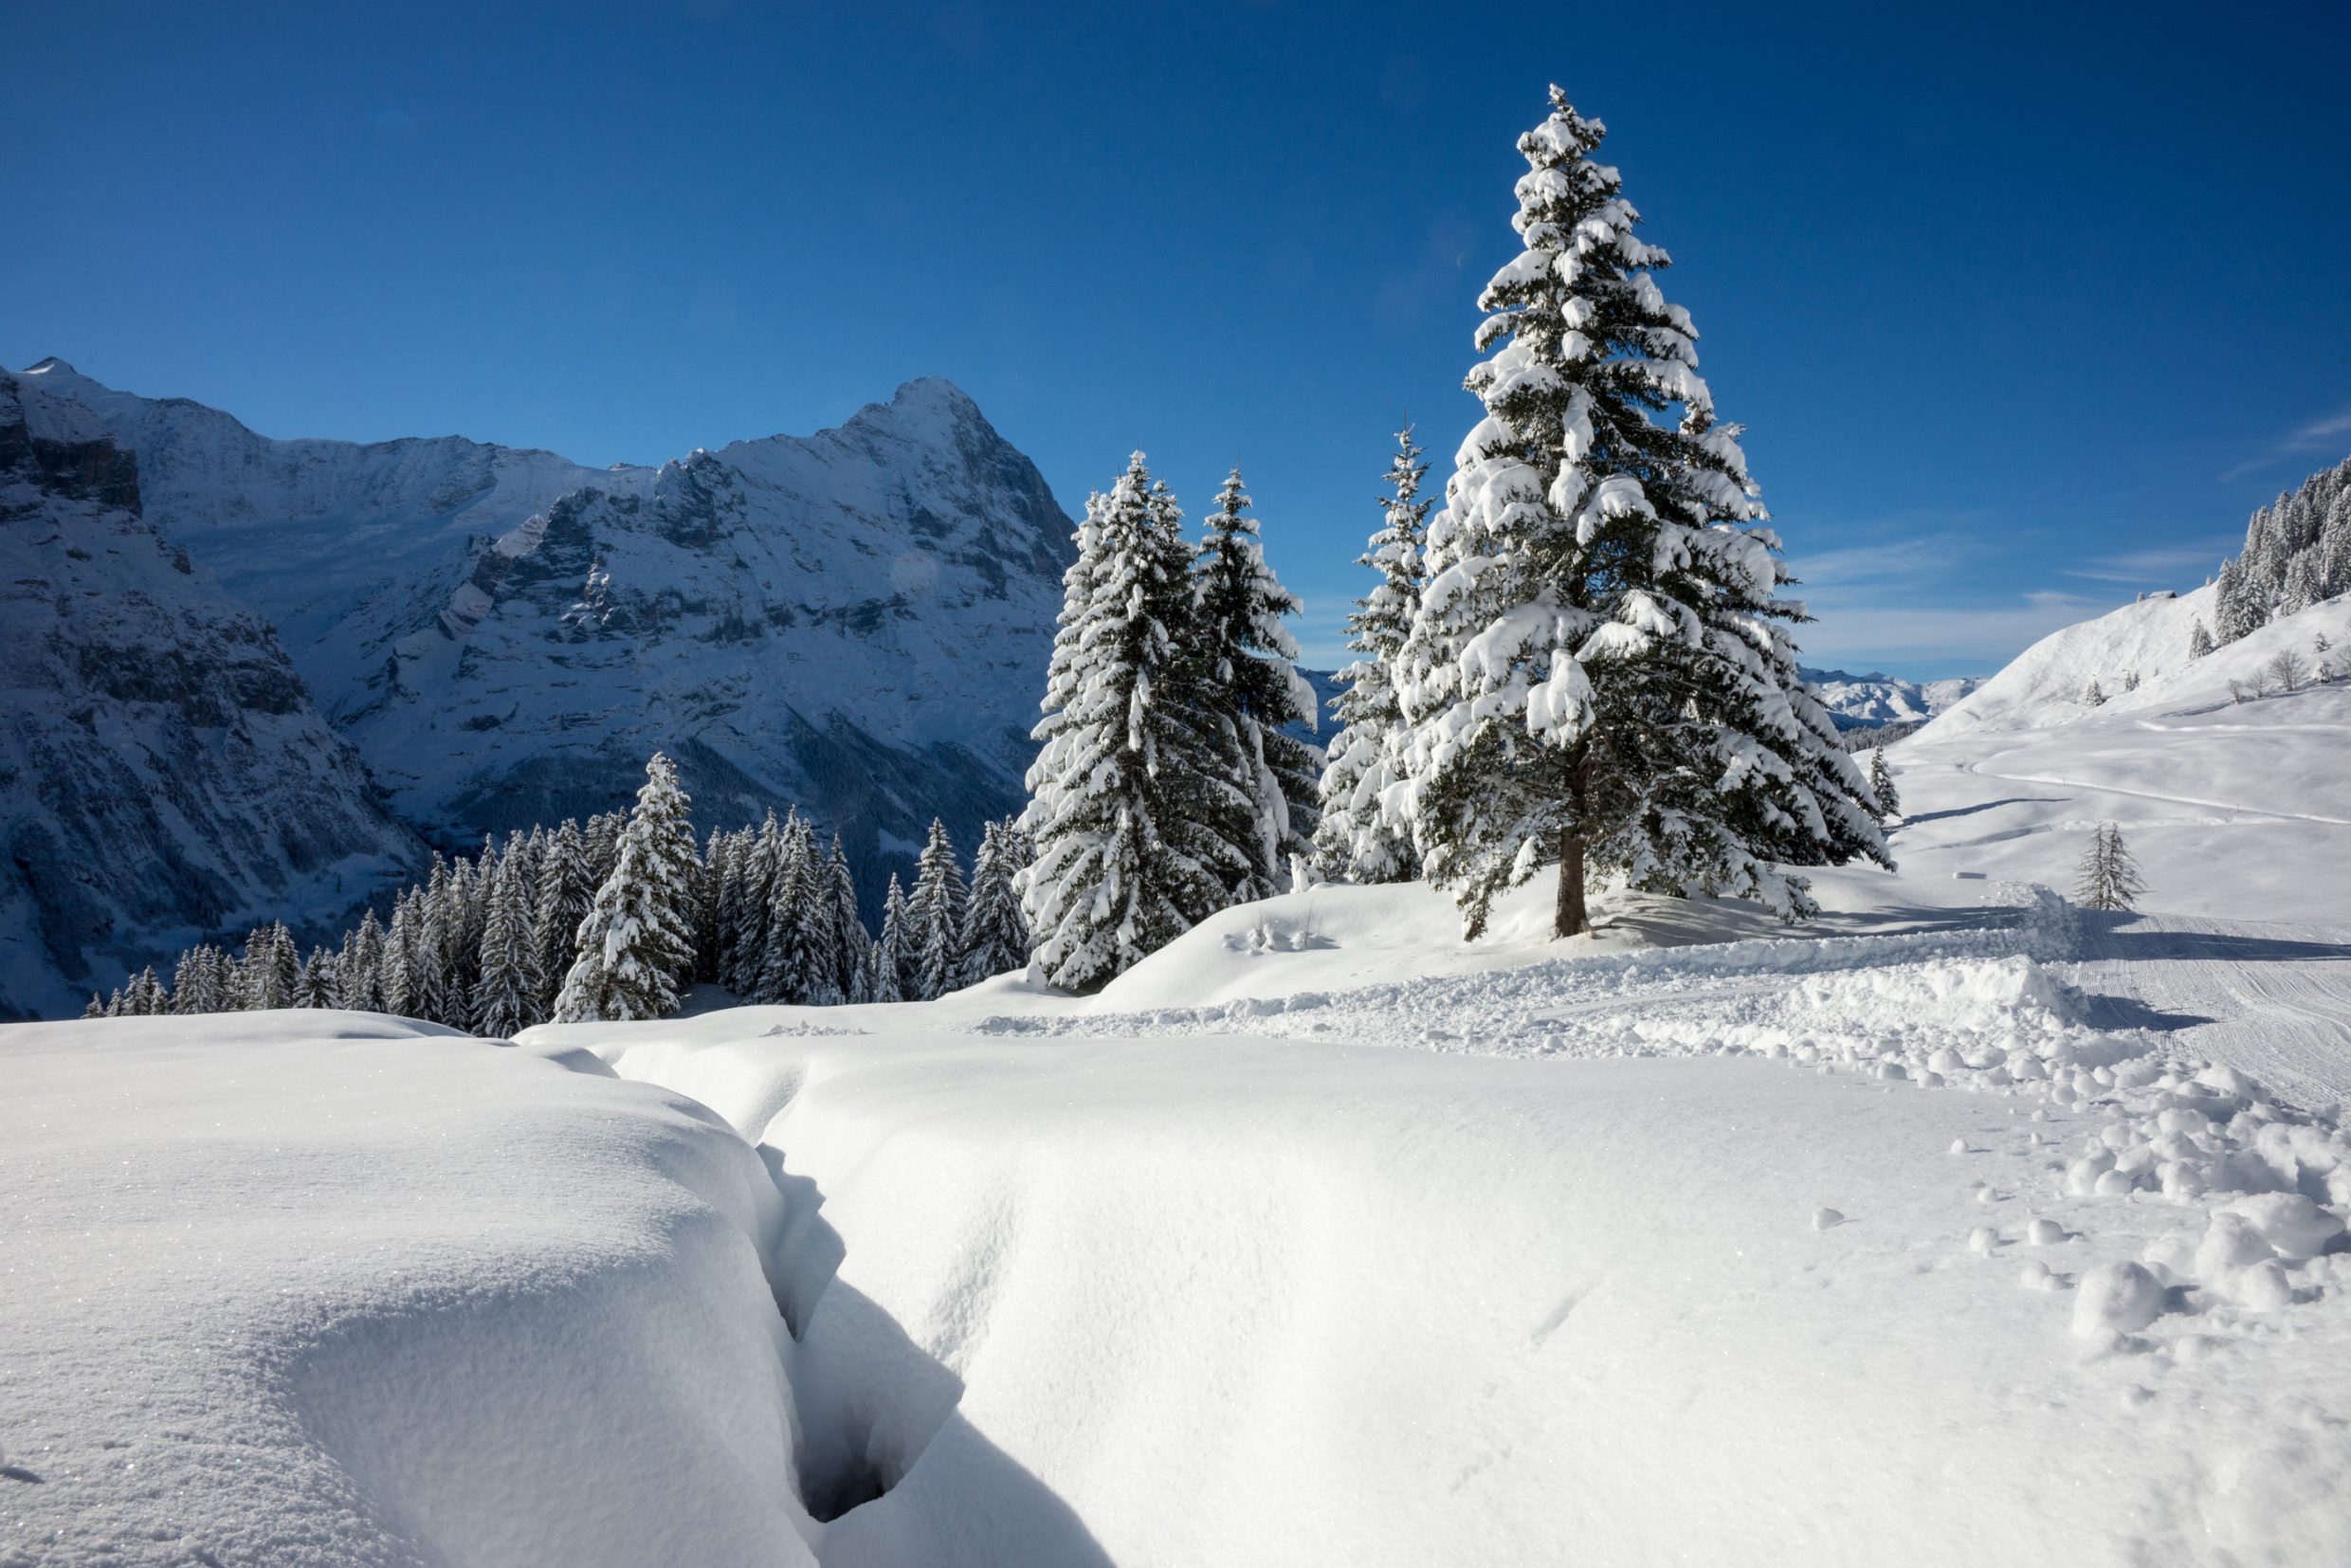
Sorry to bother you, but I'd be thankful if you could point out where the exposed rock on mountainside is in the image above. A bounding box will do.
[21,361,1075,911]
[0,369,423,1019]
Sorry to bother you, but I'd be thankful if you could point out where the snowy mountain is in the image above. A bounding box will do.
[1798,665,1983,728]
[0,369,423,1020]
[17,360,1075,908]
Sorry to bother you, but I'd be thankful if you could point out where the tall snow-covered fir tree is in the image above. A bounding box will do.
[824,836,867,1003]
[1394,88,1886,939]
[907,817,969,1000]
[1194,468,1322,895]
[958,819,1032,987]
[1020,459,1256,991]
[1315,426,1431,883]
[874,873,911,1003]
[555,753,702,1022]
[473,852,541,1037]
[531,820,595,1018]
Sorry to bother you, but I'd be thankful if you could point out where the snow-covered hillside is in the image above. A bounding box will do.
[1800,665,1983,727]
[0,370,422,1020]
[1876,588,2351,925]
[16,360,1075,903]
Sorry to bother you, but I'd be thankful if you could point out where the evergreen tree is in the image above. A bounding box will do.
[471,852,542,1036]
[2214,556,2264,645]
[173,944,231,1014]
[1394,89,1886,939]
[2083,678,2106,706]
[415,855,457,1025]
[1868,749,1900,818]
[2187,619,2214,660]
[555,753,702,1022]
[238,922,299,1010]
[958,821,1031,986]
[1019,459,1257,990]
[758,812,829,1005]
[1194,468,1323,894]
[825,836,866,1002]
[696,829,731,984]
[1316,426,1431,883]
[82,993,105,1019]
[296,948,337,1008]
[531,821,595,1019]
[2074,823,2145,913]
[339,912,387,1012]
[874,873,912,1003]
[379,897,418,1017]
[727,814,783,997]
[908,817,970,999]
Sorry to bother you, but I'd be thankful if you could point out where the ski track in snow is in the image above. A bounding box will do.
[1965,757,2351,828]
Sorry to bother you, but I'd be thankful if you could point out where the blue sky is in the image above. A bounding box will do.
[7,1,2347,678]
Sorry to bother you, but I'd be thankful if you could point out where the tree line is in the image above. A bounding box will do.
[2191,456,2351,657]
[89,756,1032,1027]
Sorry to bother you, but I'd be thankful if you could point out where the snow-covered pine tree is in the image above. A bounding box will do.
[957,821,1031,987]
[906,818,969,1000]
[1194,468,1323,895]
[473,851,541,1036]
[415,856,457,1026]
[2083,678,2106,706]
[531,821,595,1018]
[2187,619,2214,660]
[1868,749,1900,818]
[696,828,731,984]
[554,753,702,1023]
[585,811,625,890]
[2074,823,2145,913]
[339,912,386,1011]
[758,811,828,1005]
[825,835,866,1003]
[1315,426,1431,883]
[726,814,783,997]
[82,993,105,1019]
[1394,88,1886,939]
[172,944,231,1013]
[874,873,911,1003]
[296,948,337,1008]
[2214,556,2265,646]
[1019,457,1257,990]
[239,922,299,1010]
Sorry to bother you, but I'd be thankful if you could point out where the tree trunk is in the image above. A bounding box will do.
[1555,825,1588,938]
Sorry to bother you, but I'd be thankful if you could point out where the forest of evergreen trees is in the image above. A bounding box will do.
[93,756,1033,1028]
[2188,456,2351,659]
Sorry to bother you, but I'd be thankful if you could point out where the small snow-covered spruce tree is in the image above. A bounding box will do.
[1395,89,1886,939]
[873,873,911,1003]
[296,948,337,1008]
[2187,620,2214,660]
[1868,749,1900,818]
[1316,427,1431,883]
[555,753,702,1023]
[825,836,866,1003]
[2083,678,2105,707]
[758,811,829,1005]
[472,853,541,1037]
[957,820,1031,987]
[1194,468,1324,896]
[2074,823,2145,913]
[908,817,970,1000]
[1019,459,1256,990]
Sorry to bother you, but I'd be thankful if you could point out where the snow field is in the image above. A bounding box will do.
[543,873,2351,1565]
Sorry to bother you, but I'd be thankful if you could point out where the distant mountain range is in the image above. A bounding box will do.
[5,358,1074,1017]
[1797,667,1985,730]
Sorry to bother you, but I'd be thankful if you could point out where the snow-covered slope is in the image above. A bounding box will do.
[19,360,1074,898]
[0,370,422,1020]
[1878,589,2351,923]
[1800,665,1983,727]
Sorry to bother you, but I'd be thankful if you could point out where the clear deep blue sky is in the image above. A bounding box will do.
[8,2,2348,677]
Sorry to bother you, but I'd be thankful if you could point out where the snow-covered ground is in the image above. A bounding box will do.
[10,591,2351,1566]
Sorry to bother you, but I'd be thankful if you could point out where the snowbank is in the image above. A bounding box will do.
[0,1012,823,1568]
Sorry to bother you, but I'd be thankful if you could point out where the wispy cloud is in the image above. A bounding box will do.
[2058,538,2237,586]
[2221,403,2351,482]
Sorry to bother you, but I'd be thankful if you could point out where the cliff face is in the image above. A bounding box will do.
[0,370,425,1018]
